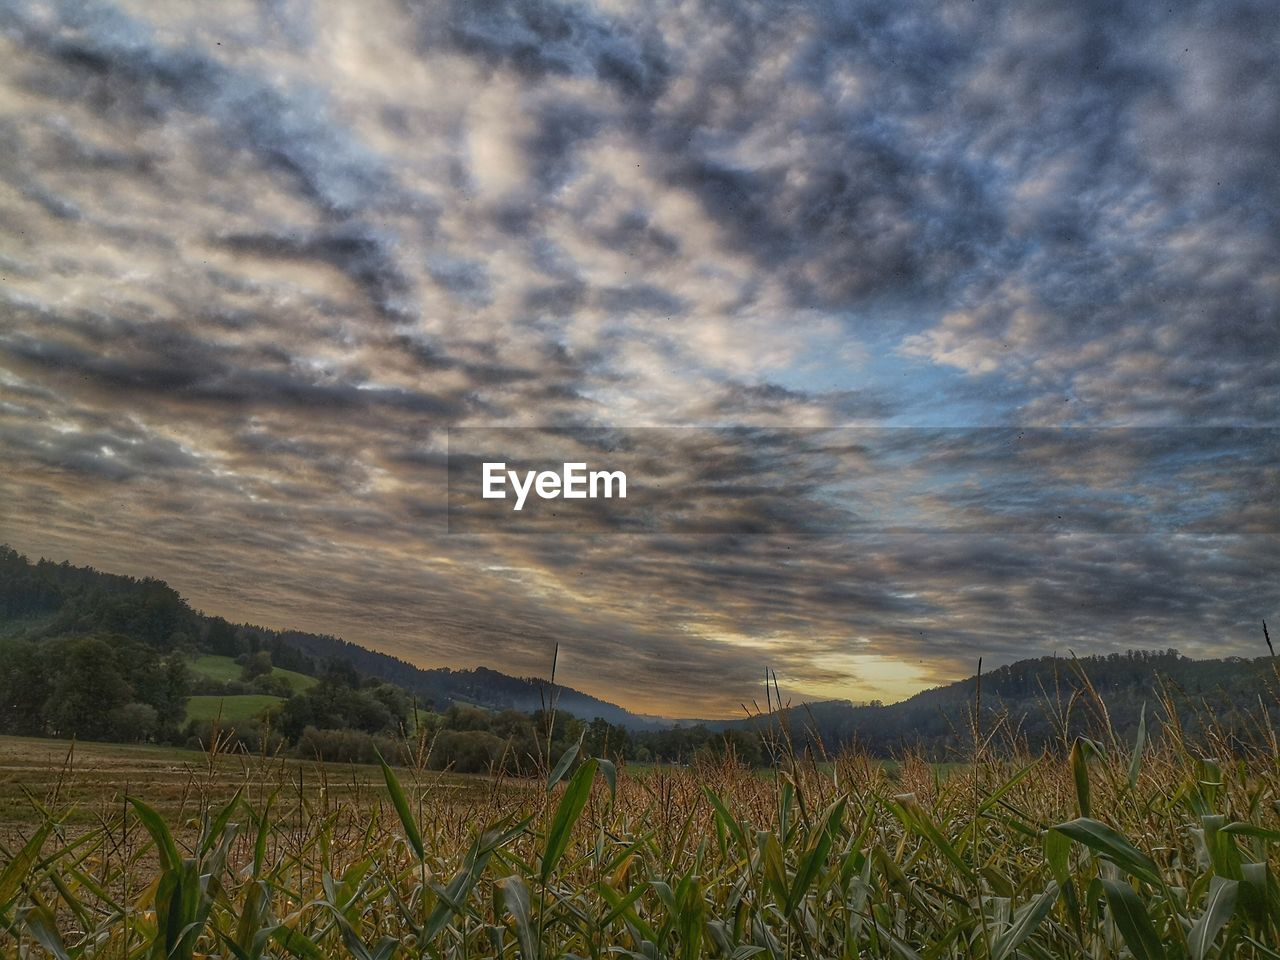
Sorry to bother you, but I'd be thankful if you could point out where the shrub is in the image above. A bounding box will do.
[294,725,410,765]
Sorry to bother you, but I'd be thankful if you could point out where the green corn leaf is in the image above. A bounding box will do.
[22,903,71,960]
[1240,937,1280,959]
[127,796,182,875]
[704,788,748,851]
[1051,818,1161,887]
[1189,876,1238,960]
[1221,823,1280,842]
[889,794,972,880]
[0,822,49,906]
[542,757,597,882]
[328,908,397,960]
[423,824,507,941]
[1044,827,1072,885]
[651,878,679,915]
[498,875,538,960]
[872,919,925,960]
[547,739,581,792]
[271,925,328,960]
[1238,861,1277,929]
[423,870,470,941]
[787,798,845,914]
[760,831,788,907]
[676,873,706,960]
[598,881,657,941]
[217,931,254,960]
[1202,816,1244,881]
[598,879,649,928]
[378,754,424,861]
[199,785,243,857]
[597,757,617,801]
[1102,878,1163,960]
[990,881,1058,960]
[252,792,276,879]
[234,880,271,959]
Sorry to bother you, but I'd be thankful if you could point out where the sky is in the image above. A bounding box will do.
[0,0,1276,717]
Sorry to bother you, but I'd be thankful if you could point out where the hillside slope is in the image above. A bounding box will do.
[0,545,653,727]
[4,545,1275,753]
[720,647,1280,755]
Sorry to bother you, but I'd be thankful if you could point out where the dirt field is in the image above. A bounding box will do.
[0,734,501,842]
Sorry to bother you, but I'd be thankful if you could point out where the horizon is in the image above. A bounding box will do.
[1,0,1277,717]
[2,539,1270,723]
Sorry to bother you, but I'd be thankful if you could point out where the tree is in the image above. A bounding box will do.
[44,637,132,740]
[584,717,632,762]
[241,650,273,681]
[0,638,52,736]
[109,703,158,742]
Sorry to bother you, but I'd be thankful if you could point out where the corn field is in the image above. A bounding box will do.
[2,708,1280,959]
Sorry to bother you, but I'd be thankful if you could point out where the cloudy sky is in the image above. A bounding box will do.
[0,0,1276,716]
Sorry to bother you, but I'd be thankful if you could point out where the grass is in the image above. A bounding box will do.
[190,654,317,693]
[183,694,287,725]
[2,684,1279,957]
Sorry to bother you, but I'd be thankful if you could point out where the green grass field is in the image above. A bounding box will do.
[189,653,317,692]
[183,693,286,724]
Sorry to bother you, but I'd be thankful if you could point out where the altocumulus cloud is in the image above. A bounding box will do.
[0,0,1275,715]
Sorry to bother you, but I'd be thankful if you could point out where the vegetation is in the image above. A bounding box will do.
[0,633,190,743]
[3,547,1280,955]
[3,676,1280,958]
[0,546,642,734]
[5,545,1280,769]
[185,695,289,726]
[190,655,317,695]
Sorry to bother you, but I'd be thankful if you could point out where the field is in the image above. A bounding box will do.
[0,736,490,833]
[184,695,288,725]
[2,711,1280,960]
[181,654,317,725]
[189,655,318,694]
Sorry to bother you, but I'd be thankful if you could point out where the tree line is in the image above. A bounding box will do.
[2,545,1276,766]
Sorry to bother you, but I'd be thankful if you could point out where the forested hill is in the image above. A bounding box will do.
[717,646,1280,756]
[2,545,1275,755]
[273,631,654,728]
[0,545,649,727]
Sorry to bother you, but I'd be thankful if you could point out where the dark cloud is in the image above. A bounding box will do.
[426,0,669,100]
[2,1,393,215]
[707,382,894,421]
[219,228,417,322]
[0,317,469,418]
[0,0,1275,714]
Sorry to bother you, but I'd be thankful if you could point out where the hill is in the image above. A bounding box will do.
[2,544,1276,757]
[714,647,1280,757]
[0,545,654,729]
[190,653,316,693]
[271,631,659,728]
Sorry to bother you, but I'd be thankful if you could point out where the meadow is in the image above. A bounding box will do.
[180,655,322,727]
[189,657,317,695]
[2,698,1279,959]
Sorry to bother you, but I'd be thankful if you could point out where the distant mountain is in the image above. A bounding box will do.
[273,631,662,728]
[0,545,660,728]
[715,647,1280,756]
[3,545,1274,752]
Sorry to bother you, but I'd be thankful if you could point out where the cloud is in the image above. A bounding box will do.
[0,0,1275,715]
